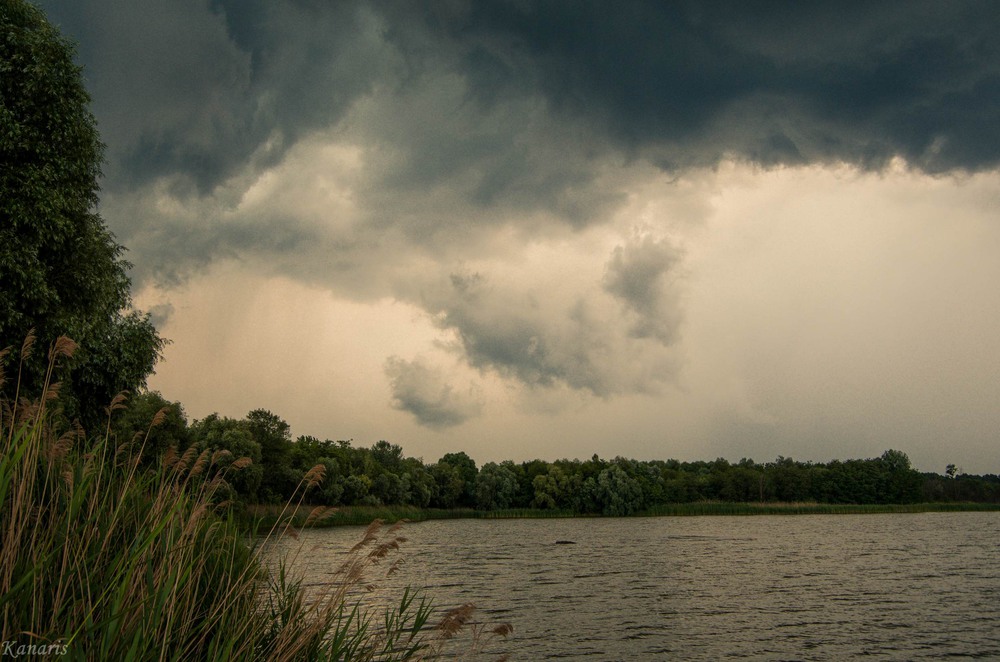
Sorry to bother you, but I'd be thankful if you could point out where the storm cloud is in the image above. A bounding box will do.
[425,261,681,398]
[30,1,1000,470]
[384,356,482,429]
[40,0,1000,283]
[603,233,683,343]
[426,1,1000,172]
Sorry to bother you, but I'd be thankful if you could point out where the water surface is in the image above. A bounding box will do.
[277,512,1000,659]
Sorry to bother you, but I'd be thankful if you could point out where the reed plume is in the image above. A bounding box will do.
[0,332,510,660]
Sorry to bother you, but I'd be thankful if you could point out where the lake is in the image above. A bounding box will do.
[273,512,1000,659]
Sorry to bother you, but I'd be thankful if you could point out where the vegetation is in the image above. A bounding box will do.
[0,338,510,660]
[114,390,998,522]
[1,0,165,432]
[0,5,514,658]
[1,1,994,657]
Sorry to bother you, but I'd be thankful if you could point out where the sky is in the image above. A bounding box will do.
[37,0,1000,473]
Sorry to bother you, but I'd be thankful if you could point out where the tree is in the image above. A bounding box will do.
[371,473,405,505]
[0,0,164,430]
[110,390,190,462]
[245,409,295,501]
[341,474,372,505]
[767,456,811,502]
[429,462,465,508]
[370,440,404,471]
[474,462,519,511]
[595,465,643,516]
[403,461,434,508]
[188,414,263,500]
[877,449,922,504]
[437,451,478,507]
[531,465,575,510]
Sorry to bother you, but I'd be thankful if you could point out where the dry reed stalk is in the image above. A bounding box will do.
[2,333,511,660]
[173,446,199,475]
[437,603,477,640]
[231,456,253,471]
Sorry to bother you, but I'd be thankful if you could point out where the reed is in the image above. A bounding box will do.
[0,335,510,660]
[244,505,588,530]
[639,501,1000,517]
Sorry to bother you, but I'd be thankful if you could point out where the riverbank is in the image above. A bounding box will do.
[242,500,1000,531]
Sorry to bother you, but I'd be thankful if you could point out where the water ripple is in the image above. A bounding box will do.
[278,512,1000,660]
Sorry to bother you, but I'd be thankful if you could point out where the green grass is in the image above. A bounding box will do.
[244,504,589,530]
[246,501,1000,531]
[0,335,510,660]
[640,501,1000,517]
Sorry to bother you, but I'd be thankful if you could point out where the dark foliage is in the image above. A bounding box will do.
[1,0,165,431]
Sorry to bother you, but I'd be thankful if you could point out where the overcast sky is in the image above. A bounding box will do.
[38,1,1000,473]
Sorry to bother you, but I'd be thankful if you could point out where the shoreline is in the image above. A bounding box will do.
[242,501,1000,531]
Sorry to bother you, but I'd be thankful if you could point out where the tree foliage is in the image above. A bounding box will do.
[0,0,164,430]
[159,400,999,511]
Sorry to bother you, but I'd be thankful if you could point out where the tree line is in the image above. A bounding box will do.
[115,392,1000,513]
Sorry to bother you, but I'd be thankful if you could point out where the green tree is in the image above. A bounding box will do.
[437,451,478,507]
[371,472,405,505]
[767,456,811,502]
[475,461,519,511]
[314,458,345,505]
[718,465,765,502]
[0,0,164,430]
[531,465,577,510]
[429,462,464,508]
[402,460,434,508]
[188,413,263,501]
[341,474,372,505]
[110,390,189,462]
[245,408,296,502]
[877,449,922,504]
[370,440,404,471]
[595,464,643,516]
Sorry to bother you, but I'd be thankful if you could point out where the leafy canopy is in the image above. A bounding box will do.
[1,0,164,428]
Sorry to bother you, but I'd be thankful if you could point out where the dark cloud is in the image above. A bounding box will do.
[145,302,174,329]
[603,234,683,344]
[428,269,679,397]
[39,0,1000,281]
[418,0,1000,172]
[33,0,1000,411]
[44,0,1000,194]
[384,356,482,429]
[41,0,393,193]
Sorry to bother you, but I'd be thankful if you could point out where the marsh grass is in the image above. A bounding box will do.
[249,501,1000,532]
[245,505,583,530]
[0,334,510,660]
[639,501,1000,517]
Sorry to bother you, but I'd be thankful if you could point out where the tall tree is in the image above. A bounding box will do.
[245,408,296,501]
[438,451,478,507]
[0,0,164,429]
[189,413,263,501]
[475,462,519,511]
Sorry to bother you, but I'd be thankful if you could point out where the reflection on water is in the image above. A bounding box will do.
[273,512,1000,659]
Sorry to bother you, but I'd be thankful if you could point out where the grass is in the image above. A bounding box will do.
[245,500,1000,531]
[243,505,586,530]
[0,334,511,660]
[639,501,1000,517]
